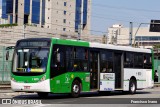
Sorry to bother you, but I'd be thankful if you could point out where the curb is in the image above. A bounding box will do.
[0,85,11,90]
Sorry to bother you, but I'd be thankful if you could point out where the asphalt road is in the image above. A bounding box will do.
[0,87,160,106]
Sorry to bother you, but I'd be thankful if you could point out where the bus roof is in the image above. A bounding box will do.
[16,38,151,53]
[17,38,51,42]
[90,42,151,53]
[51,38,151,53]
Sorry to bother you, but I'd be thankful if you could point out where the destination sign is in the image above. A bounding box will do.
[18,41,50,47]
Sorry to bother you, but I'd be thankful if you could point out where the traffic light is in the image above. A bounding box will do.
[150,20,160,32]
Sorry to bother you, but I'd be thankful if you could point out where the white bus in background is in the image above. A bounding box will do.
[92,43,154,94]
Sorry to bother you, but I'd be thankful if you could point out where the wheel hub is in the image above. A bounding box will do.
[131,83,135,92]
[73,84,79,93]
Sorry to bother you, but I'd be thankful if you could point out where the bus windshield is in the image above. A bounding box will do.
[13,48,49,74]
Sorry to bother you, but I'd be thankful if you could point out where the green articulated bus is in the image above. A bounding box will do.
[11,38,154,98]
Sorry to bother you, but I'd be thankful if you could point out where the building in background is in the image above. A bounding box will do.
[0,0,105,47]
[2,0,91,36]
[0,7,2,24]
[0,6,8,24]
[1,0,11,22]
[107,24,123,45]
[107,24,160,48]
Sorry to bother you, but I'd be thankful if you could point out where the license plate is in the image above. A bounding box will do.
[24,86,31,90]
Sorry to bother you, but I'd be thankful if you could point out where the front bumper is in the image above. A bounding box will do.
[11,79,50,92]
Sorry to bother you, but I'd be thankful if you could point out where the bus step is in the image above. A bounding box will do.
[90,89,99,92]
[115,88,123,90]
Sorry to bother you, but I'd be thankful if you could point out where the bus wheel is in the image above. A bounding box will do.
[37,92,48,98]
[71,80,81,98]
[129,79,136,94]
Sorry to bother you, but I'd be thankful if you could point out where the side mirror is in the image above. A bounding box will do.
[6,51,9,61]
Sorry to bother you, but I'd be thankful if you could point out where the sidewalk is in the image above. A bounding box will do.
[0,84,11,89]
[0,84,13,93]
[154,83,160,87]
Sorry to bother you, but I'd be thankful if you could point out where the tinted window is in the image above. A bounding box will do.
[144,54,152,69]
[124,52,134,68]
[51,45,65,78]
[134,53,143,68]
[52,45,65,68]
[66,47,88,72]
[100,51,113,73]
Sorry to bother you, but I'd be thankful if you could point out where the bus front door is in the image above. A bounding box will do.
[114,53,123,89]
[90,51,99,90]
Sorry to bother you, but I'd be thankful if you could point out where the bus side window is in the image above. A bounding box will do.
[85,49,88,59]
[66,47,89,72]
[124,52,134,68]
[143,56,146,63]
[134,53,143,68]
[100,51,113,73]
[144,54,152,69]
[52,45,65,70]
[73,47,88,71]
[53,48,59,67]
[66,47,73,71]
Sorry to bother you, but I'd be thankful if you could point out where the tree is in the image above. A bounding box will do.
[153,44,160,49]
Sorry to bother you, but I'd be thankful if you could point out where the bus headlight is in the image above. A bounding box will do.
[11,78,16,82]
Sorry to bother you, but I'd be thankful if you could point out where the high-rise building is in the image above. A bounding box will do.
[0,6,8,24]
[2,0,91,35]
[2,0,12,22]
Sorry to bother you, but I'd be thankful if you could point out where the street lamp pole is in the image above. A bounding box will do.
[129,22,133,46]
[133,23,142,47]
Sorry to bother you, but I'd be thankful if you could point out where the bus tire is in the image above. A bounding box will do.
[129,79,136,94]
[71,80,81,98]
[37,92,48,98]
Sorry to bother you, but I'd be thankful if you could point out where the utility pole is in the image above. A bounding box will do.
[133,23,142,47]
[133,22,160,47]
[78,0,84,40]
[129,22,133,46]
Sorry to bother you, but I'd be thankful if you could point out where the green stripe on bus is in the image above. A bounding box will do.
[52,39,89,47]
